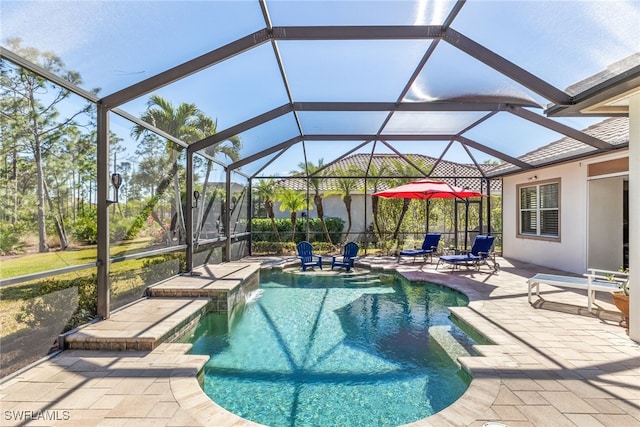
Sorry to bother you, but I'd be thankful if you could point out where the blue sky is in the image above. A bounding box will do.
[2,0,639,176]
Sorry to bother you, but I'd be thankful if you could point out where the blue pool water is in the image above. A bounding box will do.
[187,270,479,427]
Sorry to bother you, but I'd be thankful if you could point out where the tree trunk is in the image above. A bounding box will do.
[314,194,333,245]
[290,212,297,242]
[392,198,411,241]
[44,180,69,250]
[265,199,280,241]
[195,160,213,241]
[229,189,246,234]
[343,194,352,243]
[131,163,177,243]
[172,168,184,244]
[372,195,381,237]
[151,210,170,245]
[200,193,218,238]
[34,137,49,253]
[12,148,18,224]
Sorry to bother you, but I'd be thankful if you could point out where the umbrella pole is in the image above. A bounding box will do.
[453,199,458,249]
[426,199,430,233]
[464,199,469,250]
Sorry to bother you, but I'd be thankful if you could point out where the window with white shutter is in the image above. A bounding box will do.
[517,180,560,240]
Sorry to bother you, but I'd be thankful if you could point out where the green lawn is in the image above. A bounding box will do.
[0,238,155,279]
[0,239,175,338]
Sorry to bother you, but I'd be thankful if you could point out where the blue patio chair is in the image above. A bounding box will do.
[436,235,499,272]
[297,241,322,271]
[398,233,441,263]
[332,242,359,272]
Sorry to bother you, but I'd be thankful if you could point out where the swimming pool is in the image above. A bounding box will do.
[186,270,480,426]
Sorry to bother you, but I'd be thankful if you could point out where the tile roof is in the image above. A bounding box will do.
[277,153,501,194]
[487,117,629,176]
[565,53,640,96]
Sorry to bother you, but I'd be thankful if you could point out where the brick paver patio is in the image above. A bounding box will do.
[1,257,638,426]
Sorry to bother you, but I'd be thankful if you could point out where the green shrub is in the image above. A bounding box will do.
[74,208,98,244]
[73,207,147,243]
[307,241,334,253]
[251,240,335,256]
[251,218,287,242]
[251,217,344,244]
[0,222,26,254]
[15,275,97,331]
[111,217,135,241]
[140,252,186,286]
[251,241,297,255]
[122,209,150,240]
[322,217,345,244]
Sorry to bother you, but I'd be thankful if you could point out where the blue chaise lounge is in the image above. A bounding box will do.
[436,235,498,271]
[398,233,441,263]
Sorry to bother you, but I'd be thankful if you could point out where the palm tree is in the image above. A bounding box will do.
[253,178,280,241]
[131,95,241,243]
[389,160,420,241]
[196,114,242,163]
[132,95,203,143]
[277,188,308,241]
[368,162,389,237]
[387,157,433,242]
[193,115,241,240]
[198,186,225,238]
[336,166,361,243]
[131,95,202,243]
[298,160,333,245]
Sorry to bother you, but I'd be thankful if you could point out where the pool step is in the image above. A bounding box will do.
[428,325,471,364]
[62,263,261,351]
[344,275,378,280]
[343,273,384,286]
[346,277,379,282]
[346,279,382,286]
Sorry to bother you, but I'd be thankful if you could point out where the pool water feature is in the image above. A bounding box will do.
[186,270,480,427]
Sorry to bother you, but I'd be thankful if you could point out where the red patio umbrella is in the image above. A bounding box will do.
[372,180,485,249]
[372,179,483,200]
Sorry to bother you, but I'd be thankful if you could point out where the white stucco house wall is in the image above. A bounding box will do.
[272,193,373,240]
[499,118,629,274]
[271,153,500,239]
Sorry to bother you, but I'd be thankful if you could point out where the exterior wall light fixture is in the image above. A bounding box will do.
[107,173,123,205]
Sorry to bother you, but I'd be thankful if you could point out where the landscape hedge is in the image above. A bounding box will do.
[251,217,344,244]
